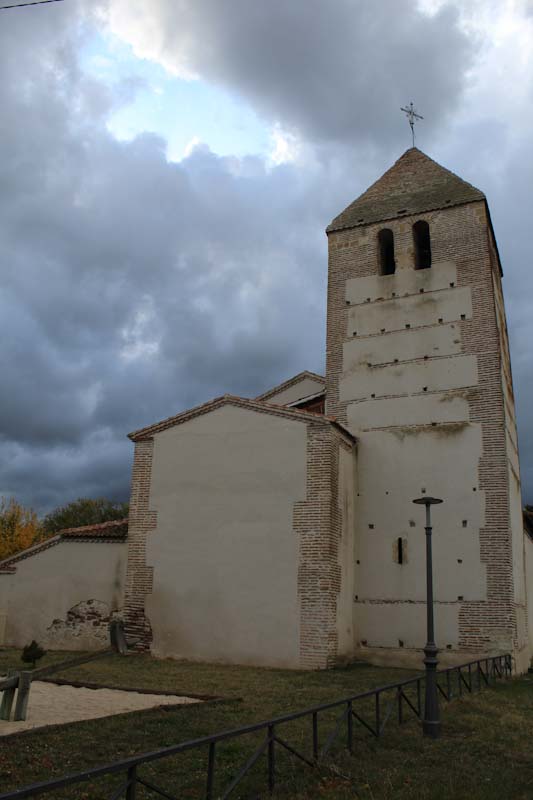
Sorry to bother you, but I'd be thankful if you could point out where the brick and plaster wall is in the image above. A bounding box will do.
[0,540,127,650]
[123,400,356,669]
[326,198,530,670]
[295,423,356,668]
[123,439,157,649]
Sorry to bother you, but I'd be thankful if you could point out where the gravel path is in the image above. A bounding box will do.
[0,680,199,735]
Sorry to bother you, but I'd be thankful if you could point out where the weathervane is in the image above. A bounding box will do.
[401,102,423,147]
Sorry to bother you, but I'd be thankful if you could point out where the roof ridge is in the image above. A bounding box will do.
[0,535,61,569]
[128,393,355,442]
[59,518,128,535]
[255,370,325,401]
[0,519,130,568]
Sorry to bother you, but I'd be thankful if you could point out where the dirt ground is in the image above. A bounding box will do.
[0,680,199,735]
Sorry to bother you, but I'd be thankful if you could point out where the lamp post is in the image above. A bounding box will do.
[413,495,443,739]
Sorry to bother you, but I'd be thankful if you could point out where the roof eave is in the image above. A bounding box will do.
[484,200,504,277]
[326,197,485,236]
[129,394,356,444]
[255,370,325,402]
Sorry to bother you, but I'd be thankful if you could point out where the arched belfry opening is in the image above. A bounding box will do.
[378,228,395,275]
[413,220,432,269]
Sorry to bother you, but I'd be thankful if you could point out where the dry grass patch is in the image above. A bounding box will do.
[0,649,531,799]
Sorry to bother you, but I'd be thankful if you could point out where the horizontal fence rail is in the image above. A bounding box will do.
[0,653,512,800]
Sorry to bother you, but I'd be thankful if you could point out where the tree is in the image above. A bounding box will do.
[0,497,41,561]
[41,497,129,535]
[21,640,46,669]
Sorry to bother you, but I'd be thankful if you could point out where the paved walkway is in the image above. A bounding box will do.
[0,680,199,735]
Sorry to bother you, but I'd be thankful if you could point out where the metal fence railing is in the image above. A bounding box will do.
[0,653,512,800]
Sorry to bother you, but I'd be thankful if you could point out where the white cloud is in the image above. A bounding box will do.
[183,135,203,158]
[269,124,300,166]
[104,0,200,79]
[103,0,472,148]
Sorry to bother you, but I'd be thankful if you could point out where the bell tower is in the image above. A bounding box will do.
[325,148,530,670]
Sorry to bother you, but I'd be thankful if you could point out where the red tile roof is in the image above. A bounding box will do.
[60,518,129,540]
[0,519,129,569]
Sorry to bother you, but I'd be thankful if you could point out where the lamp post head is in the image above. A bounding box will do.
[413,497,443,506]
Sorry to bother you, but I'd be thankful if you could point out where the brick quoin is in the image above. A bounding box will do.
[296,424,353,669]
[123,439,156,649]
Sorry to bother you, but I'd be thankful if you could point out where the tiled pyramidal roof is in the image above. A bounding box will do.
[327,147,485,233]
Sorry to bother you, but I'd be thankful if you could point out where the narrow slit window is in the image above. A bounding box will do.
[413,220,432,269]
[397,537,404,564]
[378,228,395,275]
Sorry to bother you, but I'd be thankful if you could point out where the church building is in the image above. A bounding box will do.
[2,148,532,673]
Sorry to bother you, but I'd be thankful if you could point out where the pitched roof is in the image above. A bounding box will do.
[255,370,325,402]
[0,519,129,570]
[60,518,128,540]
[327,148,485,233]
[0,536,62,568]
[128,394,355,444]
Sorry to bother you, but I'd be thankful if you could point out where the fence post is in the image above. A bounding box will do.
[0,670,18,721]
[126,765,137,800]
[267,725,275,793]
[347,701,353,753]
[13,671,32,721]
[206,742,216,800]
[312,712,318,761]
[397,687,403,724]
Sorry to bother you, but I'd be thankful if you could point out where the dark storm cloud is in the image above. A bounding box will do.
[480,148,533,504]
[109,0,471,147]
[0,2,333,510]
[1,0,532,514]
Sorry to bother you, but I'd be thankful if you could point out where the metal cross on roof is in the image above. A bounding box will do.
[401,102,423,147]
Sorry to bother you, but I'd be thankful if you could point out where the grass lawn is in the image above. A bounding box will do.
[0,648,532,799]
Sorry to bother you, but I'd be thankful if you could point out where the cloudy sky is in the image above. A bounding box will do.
[0,0,532,512]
